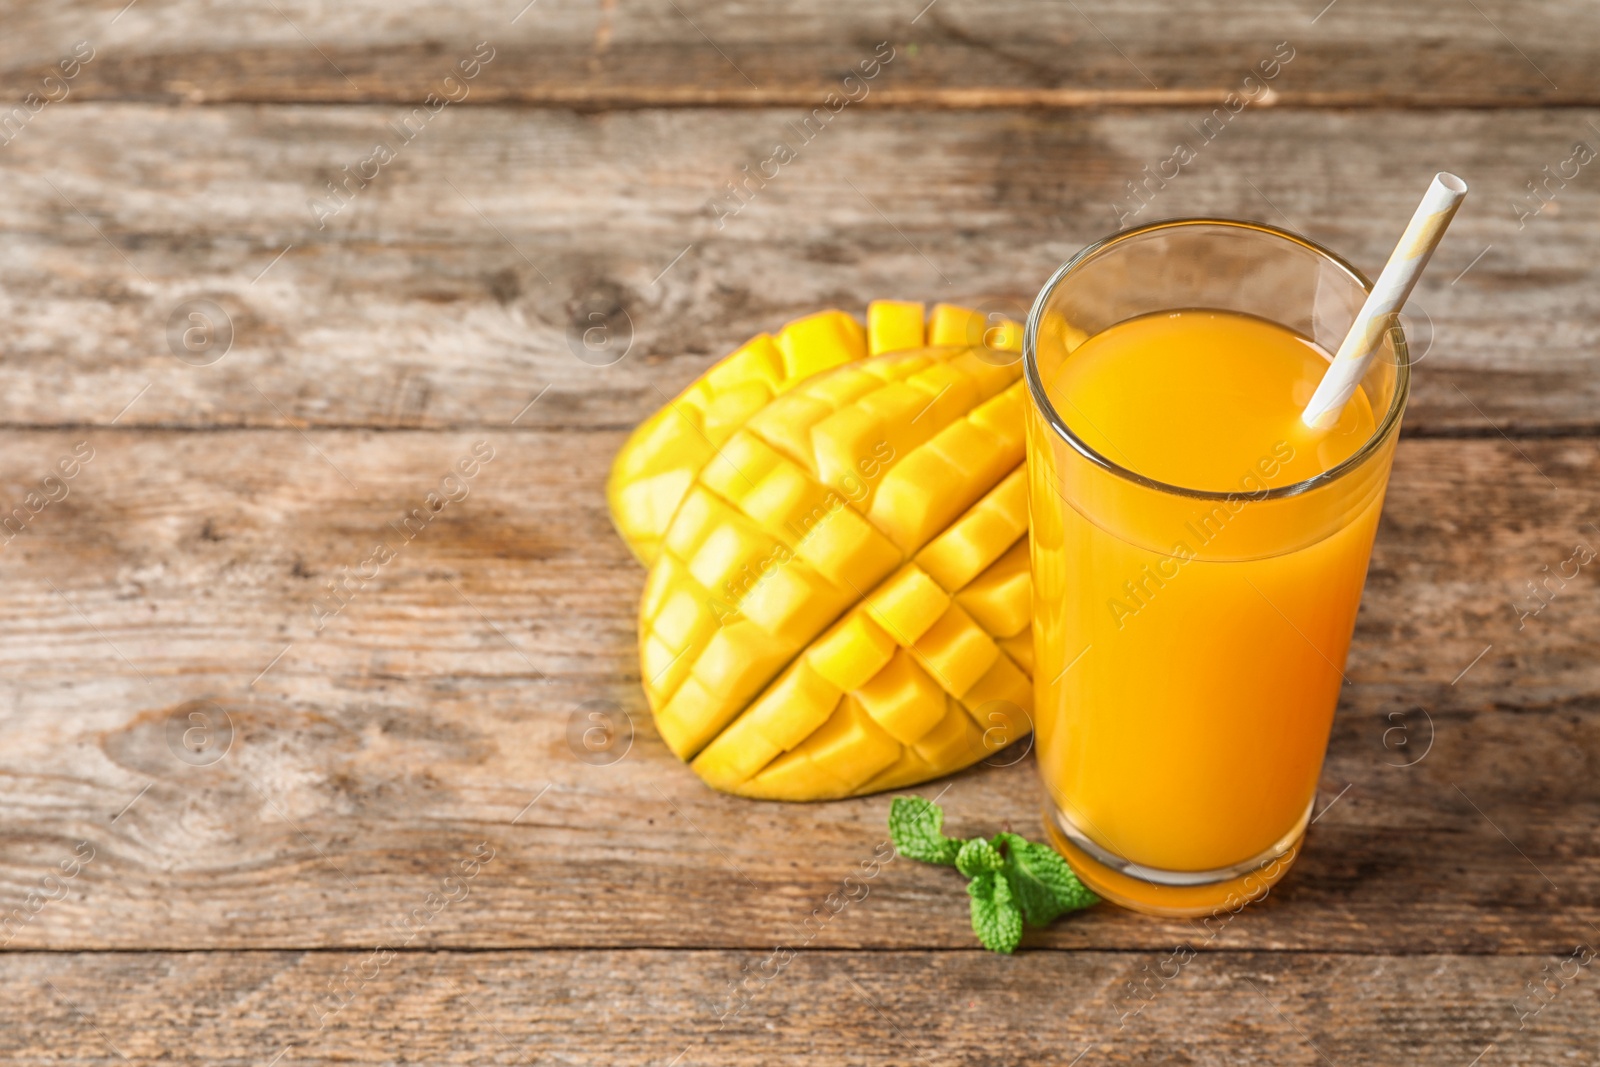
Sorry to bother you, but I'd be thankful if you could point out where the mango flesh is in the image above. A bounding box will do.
[607,302,1013,566]
[612,303,1037,800]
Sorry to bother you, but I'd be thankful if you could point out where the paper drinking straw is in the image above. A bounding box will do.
[1300,172,1468,429]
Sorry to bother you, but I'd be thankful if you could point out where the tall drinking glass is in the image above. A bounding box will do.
[1023,220,1408,917]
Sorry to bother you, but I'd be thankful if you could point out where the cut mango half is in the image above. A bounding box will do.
[611,303,1048,801]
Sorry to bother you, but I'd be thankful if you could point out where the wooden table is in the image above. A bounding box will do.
[1,1,1596,1062]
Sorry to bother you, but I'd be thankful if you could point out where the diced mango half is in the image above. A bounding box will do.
[617,312,1049,801]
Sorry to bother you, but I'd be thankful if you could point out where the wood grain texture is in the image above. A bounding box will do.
[0,429,1593,952]
[3,949,1594,1065]
[0,0,1595,107]
[0,105,1596,433]
[2,6,1597,1060]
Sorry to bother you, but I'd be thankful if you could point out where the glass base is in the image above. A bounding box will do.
[1042,799,1311,918]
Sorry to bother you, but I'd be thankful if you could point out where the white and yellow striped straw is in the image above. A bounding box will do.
[1301,172,1468,429]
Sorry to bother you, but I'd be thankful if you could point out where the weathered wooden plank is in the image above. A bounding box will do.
[1,0,1596,107]
[0,430,1593,952]
[1,949,1592,1065]
[0,105,1595,433]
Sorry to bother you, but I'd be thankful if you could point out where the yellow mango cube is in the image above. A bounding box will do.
[869,448,963,552]
[910,604,999,698]
[692,712,784,791]
[862,564,951,645]
[810,403,885,497]
[904,363,979,430]
[705,333,785,395]
[748,392,835,465]
[982,318,1024,352]
[739,748,850,801]
[867,300,926,355]
[961,652,1033,739]
[778,310,868,379]
[639,550,680,621]
[968,383,1028,459]
[745,660,845,752]
[662,486,734,563]
[808,612,898,692]
[655,675,721,759]
[927,303,984,347]
[653,585,713,652]
[791,503,901,594]
[999,630,1034,676]
[702,382,774,440]
[738,559,844,643]
[779,697,901,791]
[858,748,939,795]
[948,350,1019,400]
[642,633,693,702]
[966,700,1027,759]
[700,430,784,503]
[854,647,946,744]
[686,520,774,596]
[913,696,989,771]
[610,404,707,483]
[613,468,697,553]
[739,459,829,536]
[955,539,1032,638]
[914,467,1027,592]
[928,419,1012,490]
[863,350,931,382]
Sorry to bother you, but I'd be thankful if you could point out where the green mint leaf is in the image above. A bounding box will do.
[993,832,1099,925]
[888,796,962,866]
[886,801,1097,954]
[967,870,1024,954]
[954,836,1004,878]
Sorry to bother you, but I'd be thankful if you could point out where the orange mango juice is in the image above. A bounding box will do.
[1029,309,1392,913]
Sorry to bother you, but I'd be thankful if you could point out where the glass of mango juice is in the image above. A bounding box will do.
[1022,219,1407,917]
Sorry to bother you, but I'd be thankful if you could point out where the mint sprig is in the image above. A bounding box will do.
[888,796,1098,953]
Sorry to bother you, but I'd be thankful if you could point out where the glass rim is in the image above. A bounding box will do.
[1022,217,1411,503]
